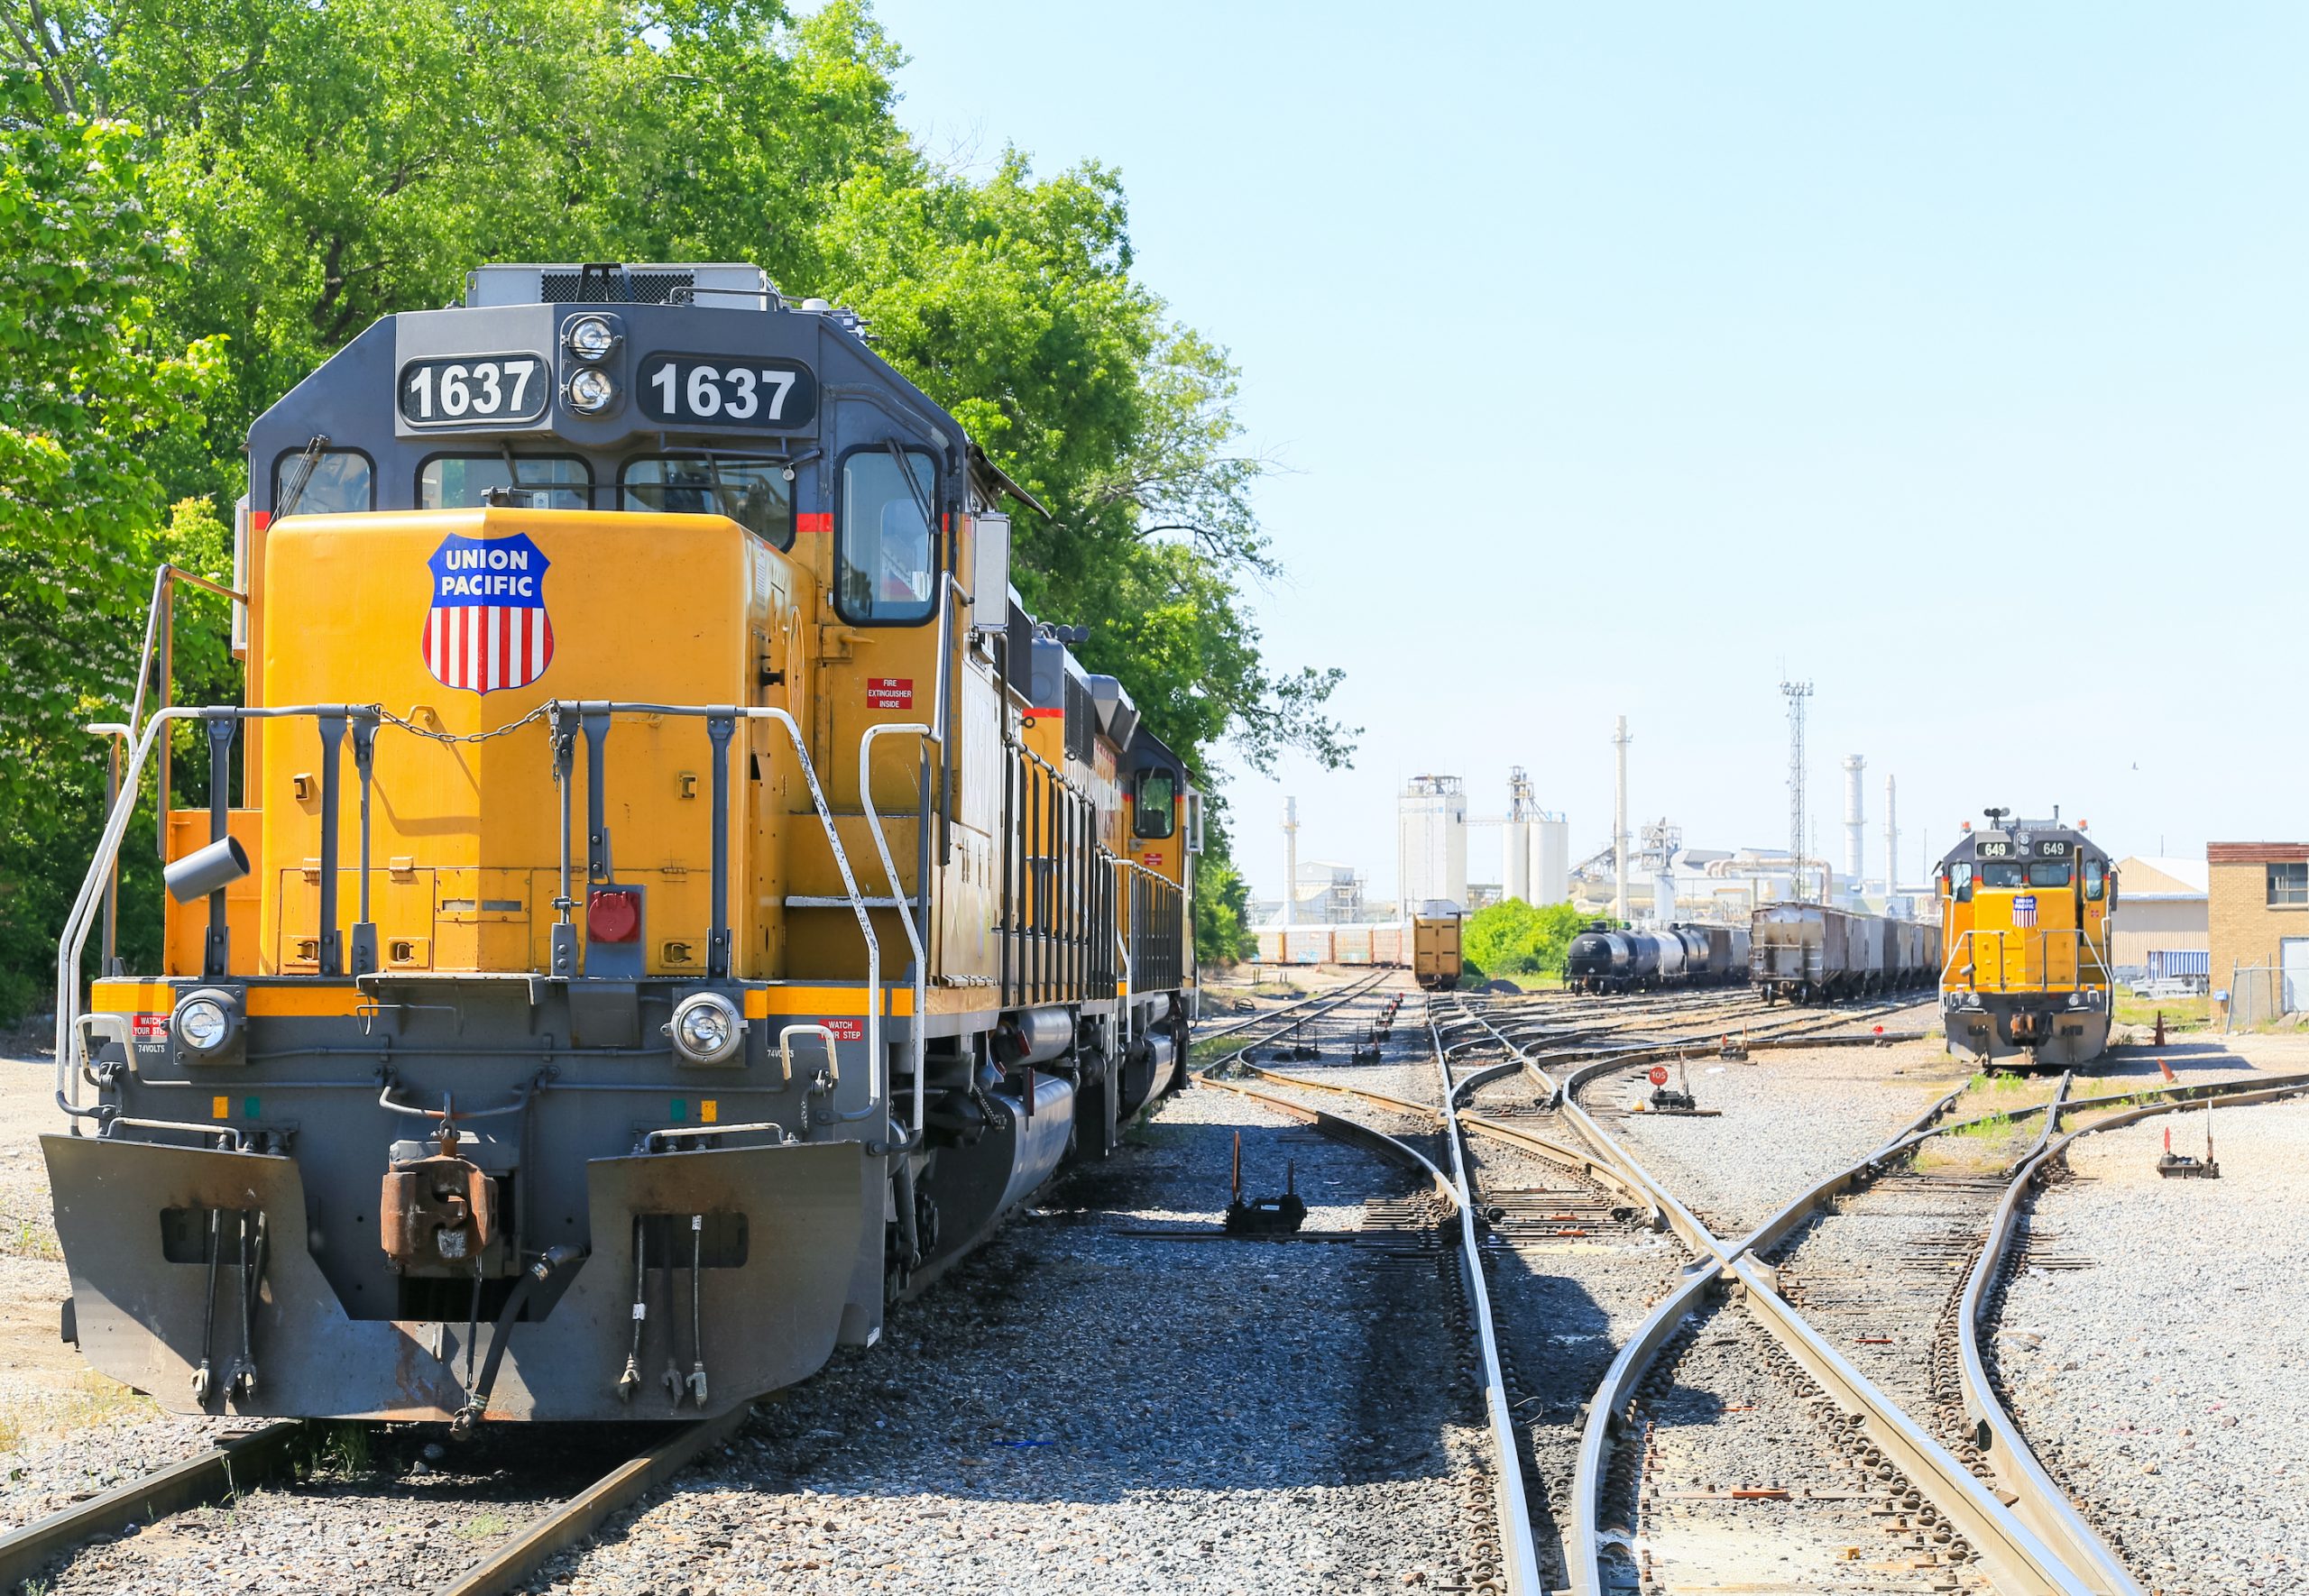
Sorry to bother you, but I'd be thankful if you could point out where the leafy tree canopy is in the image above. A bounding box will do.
[0,0,1349,1014]
[1463,899,1589,980]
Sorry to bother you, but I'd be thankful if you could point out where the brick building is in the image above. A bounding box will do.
[2207,841,2309,1017]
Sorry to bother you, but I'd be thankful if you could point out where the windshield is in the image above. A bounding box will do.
[423,454,590,510]
[2027,861,2073,887]
[1980,862,2027,888]
[622,455,794,548]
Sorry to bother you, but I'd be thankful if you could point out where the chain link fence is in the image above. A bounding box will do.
[2221,962,2309,1031]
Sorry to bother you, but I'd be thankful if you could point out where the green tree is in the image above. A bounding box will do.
[0,4,1352,1008]
[1463,899,1589,981]
[0,69,221,1014]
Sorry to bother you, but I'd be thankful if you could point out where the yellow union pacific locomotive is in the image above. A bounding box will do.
[46,262,1200,1426]
[1936,808,2114,1069]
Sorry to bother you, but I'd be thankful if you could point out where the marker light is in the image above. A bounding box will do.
[587,889,639,943]
[669,991,746,1065]
[566,366,618,415]
[566,314,621,362]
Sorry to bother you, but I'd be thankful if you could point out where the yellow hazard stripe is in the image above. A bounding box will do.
[94,981,369,1018]
[97,978,908,1021]
[92,980,175,1012]
[742,986,915,1019]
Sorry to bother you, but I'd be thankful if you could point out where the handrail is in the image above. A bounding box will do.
[1941,926,2108,995]
[56,703,351,1119]
[860,720,932,1138]
[1109,857,1131,1053]
[56,699,888,1131]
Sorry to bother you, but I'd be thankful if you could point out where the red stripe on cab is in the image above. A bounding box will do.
[796,512,833,534]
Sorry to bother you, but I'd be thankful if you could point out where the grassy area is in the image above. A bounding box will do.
[1945,1069,2064,1126]
[1463,968,1564,992]
[2112,994,2212,1031]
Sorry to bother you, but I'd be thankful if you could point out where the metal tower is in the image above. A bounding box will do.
[1780,681,1813,901]
[1611,717,1632,923]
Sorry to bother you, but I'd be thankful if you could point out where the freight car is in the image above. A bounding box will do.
[1412,914,1463,990]
[1936,808,2114,1069]
[45,261,1201,1427]
[1750,904,1936,1002]
[1564,922,1751,995]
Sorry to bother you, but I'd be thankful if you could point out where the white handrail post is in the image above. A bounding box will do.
[743,708,882,1123]
[860,721,933,1139]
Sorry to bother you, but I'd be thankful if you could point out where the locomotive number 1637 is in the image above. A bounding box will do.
[399,354,547,426]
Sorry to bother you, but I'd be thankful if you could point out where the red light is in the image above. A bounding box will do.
[587,890,639,943]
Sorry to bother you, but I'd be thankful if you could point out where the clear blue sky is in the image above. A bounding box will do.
[856,2,2308,902]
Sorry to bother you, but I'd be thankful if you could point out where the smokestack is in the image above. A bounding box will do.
[1613,717,1631,923]
[1883,774,1898,898]
[1281,797,1300,928]
[1842,755,1865,895]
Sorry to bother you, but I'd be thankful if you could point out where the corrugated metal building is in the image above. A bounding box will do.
[2110,855,2208,975]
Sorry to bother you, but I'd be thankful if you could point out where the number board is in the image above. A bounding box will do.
[638,353,817,431]
[2032,839,2070,858]
[1975,839,2013,858]
[400,354,547,427]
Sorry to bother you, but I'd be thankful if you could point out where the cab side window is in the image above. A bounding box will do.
[837,446,937,624]
[2083,858,2106,901]
[1949,862,1973,903]
[1133,769,1176,839]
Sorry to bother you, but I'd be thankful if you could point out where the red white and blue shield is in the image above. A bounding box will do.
[2011,894,2038,928]
[422,531,553,693]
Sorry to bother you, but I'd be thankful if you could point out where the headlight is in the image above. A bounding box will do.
[172,987,242,1059]
[179,998,228,1050]
[669,992,745,1065]
[566,366,618,415]
[566,314,621,362]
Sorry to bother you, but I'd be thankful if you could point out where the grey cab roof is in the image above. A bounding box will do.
[245,261,1018,516]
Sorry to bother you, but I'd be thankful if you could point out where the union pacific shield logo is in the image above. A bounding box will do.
[423,532,553,693]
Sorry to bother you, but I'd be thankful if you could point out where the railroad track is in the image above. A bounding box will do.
[20,975,2296,1594]
[1211,986,2200,1596]
[0,1413,739,1595]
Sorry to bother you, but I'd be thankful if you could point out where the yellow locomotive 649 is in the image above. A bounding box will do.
[46,261,1201,1426]
[1936,807,2115,1069]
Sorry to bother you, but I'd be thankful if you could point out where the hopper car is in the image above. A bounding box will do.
[1750,904,1936,1003]
[44,261,1203,1427]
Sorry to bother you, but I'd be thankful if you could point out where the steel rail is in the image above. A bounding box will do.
[1189,967,1392,1047]
[1191,978,1546,1596]
[1444,994,2104,1596]
[1955,1073,2309,1596]
[1422,999,1548,1596]
[0,1420,307,1588]
[433,1409,750,1596]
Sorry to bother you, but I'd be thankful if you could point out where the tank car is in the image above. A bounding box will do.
[44,261,1201,1426]
[1566,922,1747,995]
[1936,808,2114,1069]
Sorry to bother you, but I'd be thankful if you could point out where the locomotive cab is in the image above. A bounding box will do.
[1936,807,2114,1069]
[45,262,1200,1426]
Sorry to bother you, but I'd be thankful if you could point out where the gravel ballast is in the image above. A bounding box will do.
[510,1074,1493,1595]
[1577,1036,1955,1240]
[1995,1097,2309,1596]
